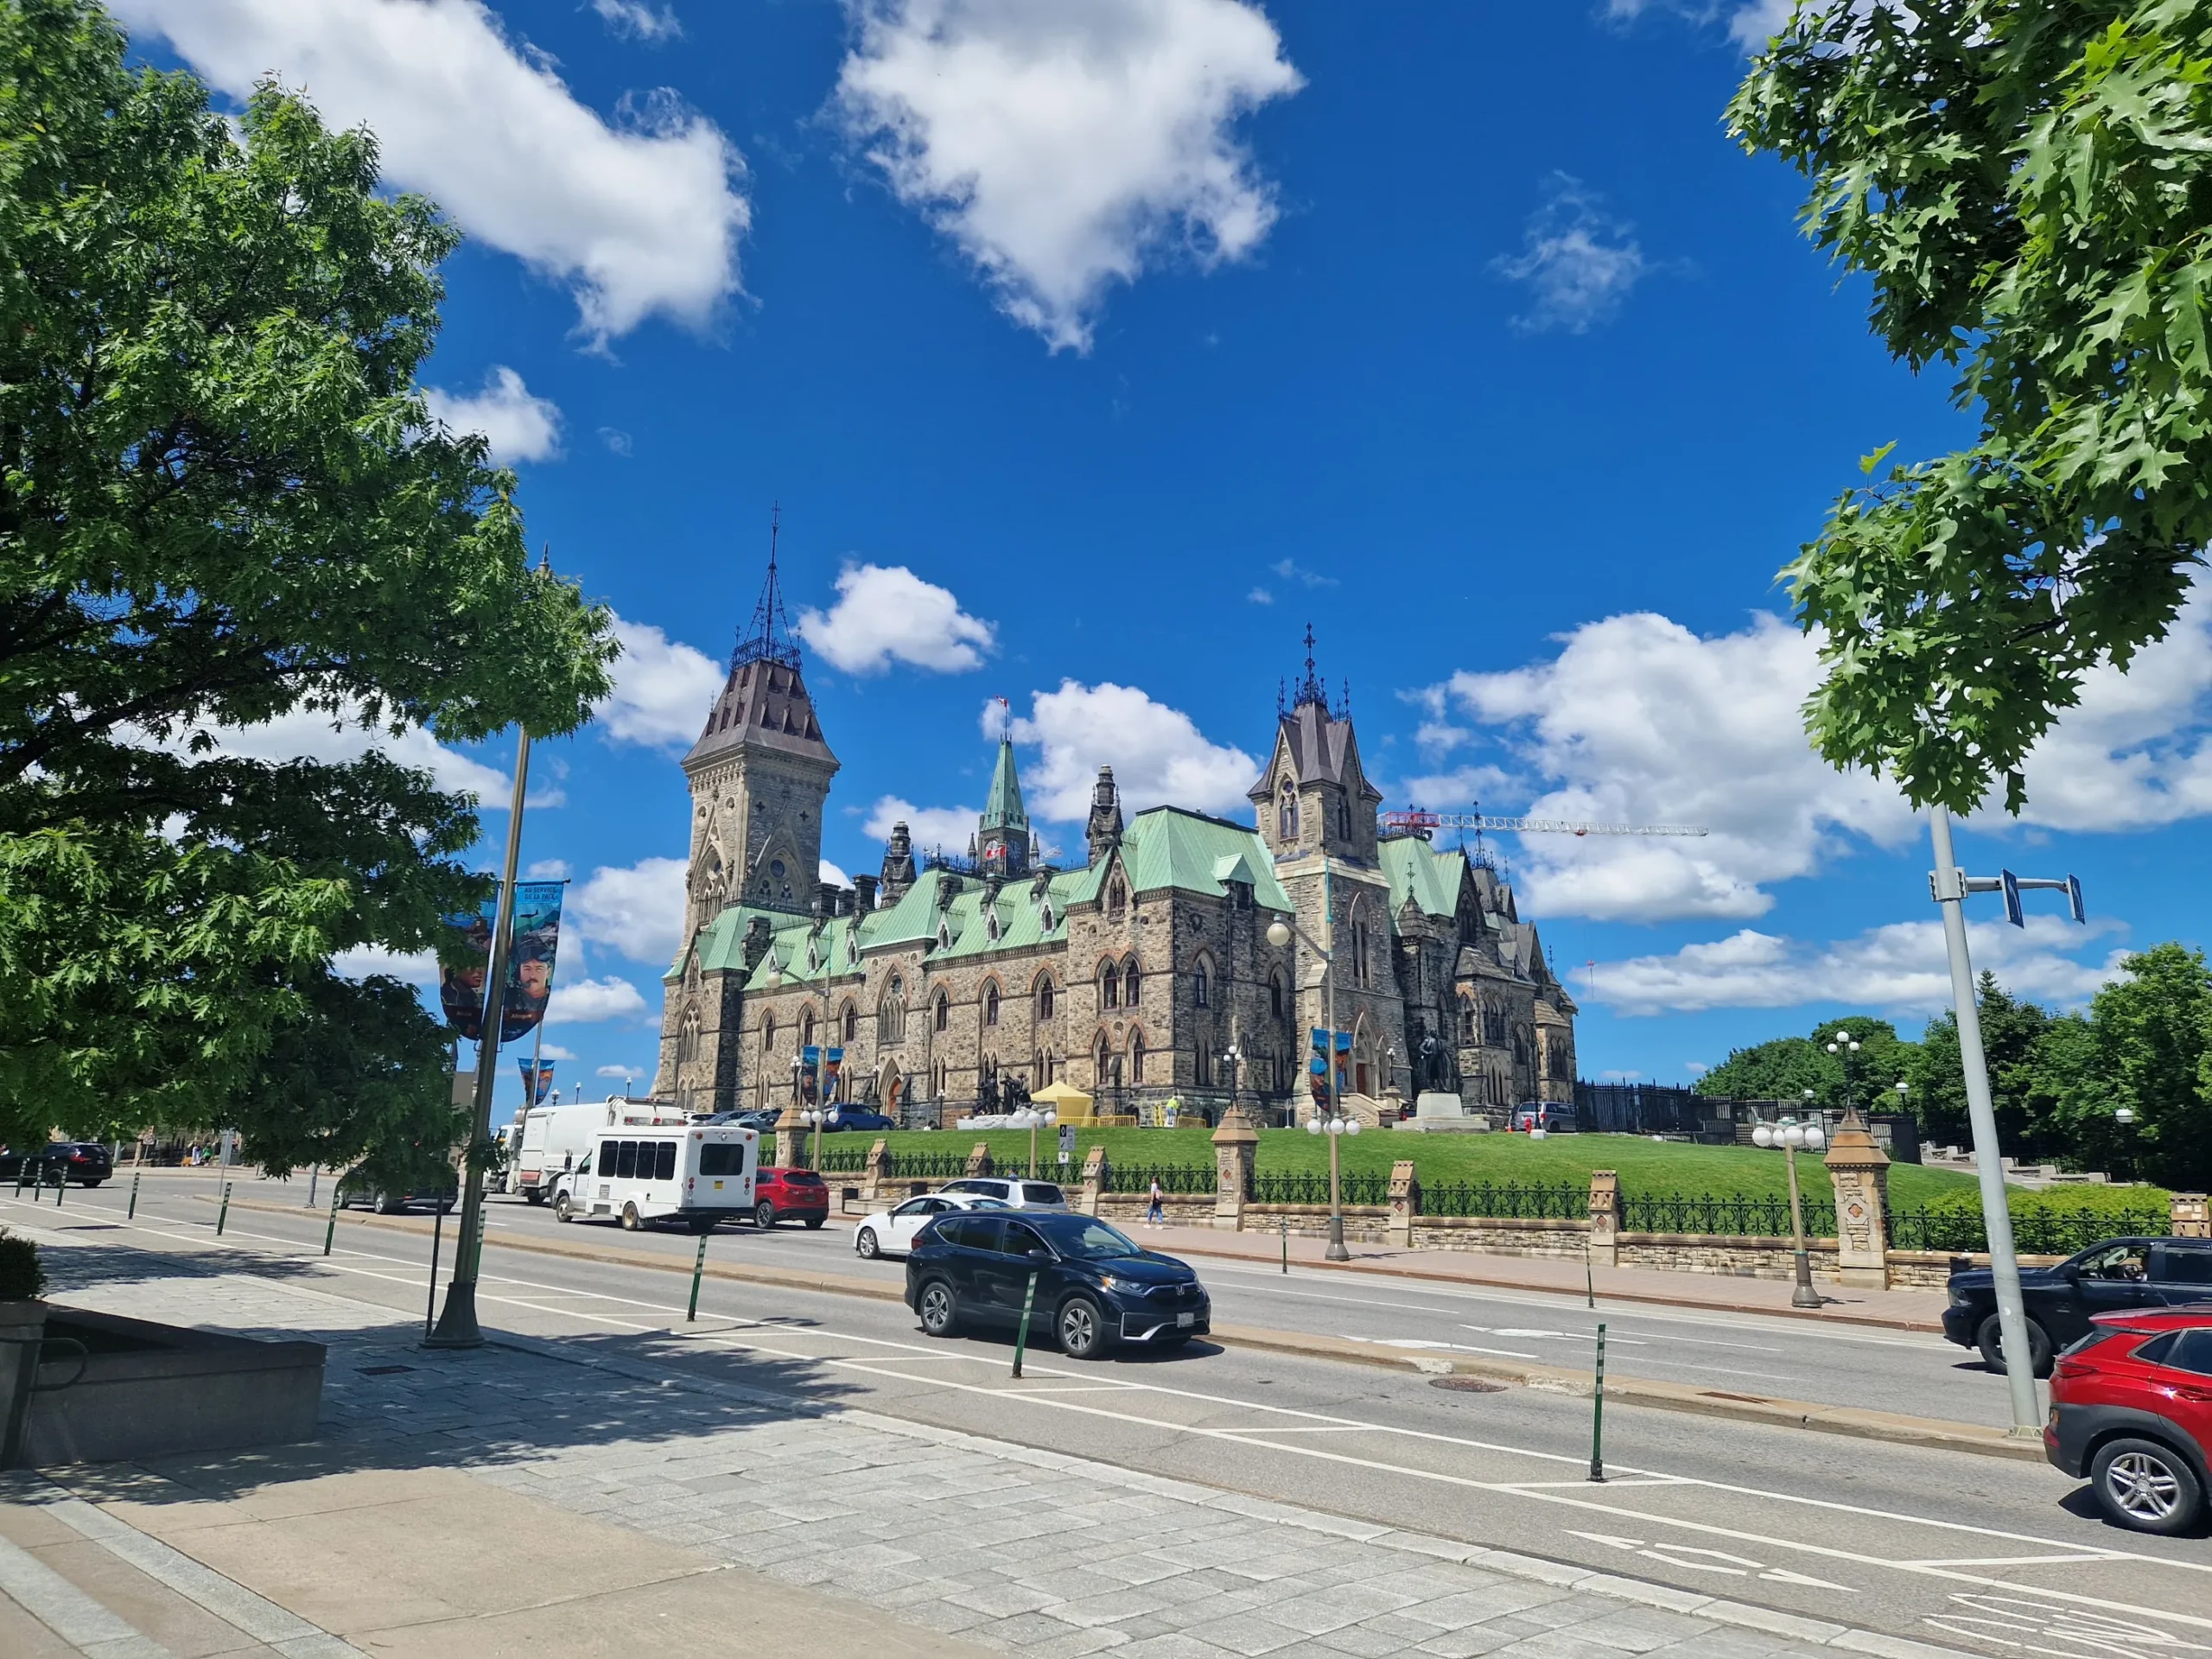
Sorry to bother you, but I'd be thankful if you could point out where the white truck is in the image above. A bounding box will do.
[508,1097,688,1203]
[550,1124,758,1232]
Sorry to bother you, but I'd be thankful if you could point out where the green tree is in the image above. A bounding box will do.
[2091,944,2212,1187]
[1729,3,2212,814]
[1696,1015,1917,1115]
[1907,974,2053,1152]
[0,1,615,1167]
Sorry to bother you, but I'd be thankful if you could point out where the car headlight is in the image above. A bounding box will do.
[1099,1274,1138,1294]
[1948,1288,1971,1306]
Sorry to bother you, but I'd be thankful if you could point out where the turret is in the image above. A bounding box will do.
[1085,766,1122,864]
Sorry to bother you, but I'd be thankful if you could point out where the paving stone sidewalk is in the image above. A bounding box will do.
[19,1228,1964,1659]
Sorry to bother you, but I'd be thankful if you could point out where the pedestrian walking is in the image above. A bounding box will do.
[1146,1177,1165,1227]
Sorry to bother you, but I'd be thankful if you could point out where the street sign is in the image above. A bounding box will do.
[1058,1124,1074,1166]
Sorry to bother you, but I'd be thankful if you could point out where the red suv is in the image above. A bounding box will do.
[753,1166,829,1230]
[2045,1306,2212,1534]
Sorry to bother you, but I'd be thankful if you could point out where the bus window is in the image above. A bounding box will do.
[654,1142,677,1180]
[700,1141,738,1177]
[615,1141,639,1179]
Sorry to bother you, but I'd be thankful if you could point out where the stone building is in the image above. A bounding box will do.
[653,559,1577,1120]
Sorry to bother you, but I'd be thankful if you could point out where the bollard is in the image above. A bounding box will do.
[12,1160,23,1198]
[324,1189,340,1255]
[128,1170,141,1220]
[215,1181,231,1235]
[1588,1322,1608,1483]
[1010,1270,1039,1378]
[688,1233,709,1323]
[1281,1215,1289,1274]
[1586,1252,1594,1310]
[52,1166,64,1209]
[424,1199,447,1341]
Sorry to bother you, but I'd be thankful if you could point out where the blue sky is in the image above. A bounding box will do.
[119,0,2212,1113]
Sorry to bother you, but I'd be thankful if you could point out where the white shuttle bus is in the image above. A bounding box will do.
[510,1097,688,1202]
[550,1124,757,1233]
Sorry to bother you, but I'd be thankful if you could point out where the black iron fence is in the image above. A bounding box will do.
[815,1145,974,1179]
[1424,1179,1586,1220]
[1621,1192,1838,1239]
[1889,1206,2167,1256]
[1250,1169,1391,1206]
[1105,1163,1216,1196]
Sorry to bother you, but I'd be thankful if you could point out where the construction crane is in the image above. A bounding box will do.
[1379,806,1709,839]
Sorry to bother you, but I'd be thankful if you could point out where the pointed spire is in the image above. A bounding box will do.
[734,503,803,673]
[1292,622,1328,713]
[980,734,1029,836]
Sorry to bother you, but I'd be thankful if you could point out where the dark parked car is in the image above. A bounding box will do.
[336,1155,459,1215]
[2046,1306,2212,1534]
[905,1211,1210,1360]
[820,1106,895,1134]
[753,1166,829,1229]
[1944,1236,2212,1376]
[0,1142,111,1185]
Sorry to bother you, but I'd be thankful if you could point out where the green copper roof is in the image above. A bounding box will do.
[980,737,1029,836]
[1381,835,1465,921]
[1118,808,1293,909]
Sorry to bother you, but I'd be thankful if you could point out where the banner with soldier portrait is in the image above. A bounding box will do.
[437,881,567,1046]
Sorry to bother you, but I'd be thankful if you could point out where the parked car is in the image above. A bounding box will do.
[336,1154,459,1215]
[938,1176,1070,1211]
[906,1211,1210,1360]
[753,1166,830,1229]
[818,1106,896,1134]
[1944,1236,2212,1376]
[855,1192,1011,1260]
[1509,1103,1576,1134]
[2045,1306,2212,1534]
[0,1142,112,1186]
[696,1109,780,1134]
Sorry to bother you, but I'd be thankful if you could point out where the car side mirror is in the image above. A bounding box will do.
[1027,1249,1052,1263]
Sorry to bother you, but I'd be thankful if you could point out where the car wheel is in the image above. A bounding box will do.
[554,1192,574,1223]
[754,1201,777,1230]
[856,1228,880,1260]
[620,1202,642,1232]
[374,1189,404,1216]
[918,1280,959,1337]
[804,1216,824,1230]
[524,1190,546,1206]
[1058,1295,1112,1361]
[1975,1313,2054,1378]
[2090,1436,2204,1535]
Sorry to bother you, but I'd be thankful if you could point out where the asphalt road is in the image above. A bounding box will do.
[16,1175,2212,1659]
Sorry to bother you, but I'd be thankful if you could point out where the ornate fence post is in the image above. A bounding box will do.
[1586,1171,1621,1268]
[1211,1109,1257,1231]
[2173,1192,2210,1239]
[1387,1160,1420,1248]
[1079,1146,1109,1217]
[966,1141,995,1180]
[1822,1116,1891,1287]
[861,1137,891,1203]
[774,1104,807,1169]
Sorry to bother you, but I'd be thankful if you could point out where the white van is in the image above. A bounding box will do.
[511,1097,688,1202]
[550,1125,757,1233]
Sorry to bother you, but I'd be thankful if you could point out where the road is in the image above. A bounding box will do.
[13,1174,2212,1659]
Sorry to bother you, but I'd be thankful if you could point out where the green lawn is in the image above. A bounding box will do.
[823,1126,2019,1208]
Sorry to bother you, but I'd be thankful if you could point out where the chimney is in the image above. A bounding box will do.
[855,874,879,911]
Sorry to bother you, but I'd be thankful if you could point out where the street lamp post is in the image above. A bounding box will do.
[1267,916,1357,1262]
[1753,1097,1826,1310]
[1221,1044,1242,1126]
[1011,1107,1058,1178]
[1826,1031,1866,1127]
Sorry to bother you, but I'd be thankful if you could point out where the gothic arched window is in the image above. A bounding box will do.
[1269,971,1285,1019]
[1123,960,1142,1007]
[1037,978,1056,1020]
[761,1014,776,1052]
[1100,963,1119,1009]
[1278,785,1299,842]
[801,1009,815,1048]
[1338,798,1351,840]
[842,1004,857,1043]
[984,983,1001,1027]
[1129,1031,1146,1084]
[1192,963,1210,1008]
[934,992,950,1033]
[1108,878,1127,920]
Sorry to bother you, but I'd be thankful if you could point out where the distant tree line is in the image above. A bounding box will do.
[1692,946,2212,1191]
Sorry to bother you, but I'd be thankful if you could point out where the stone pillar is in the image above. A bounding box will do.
[2172,1192,2210,1239]
[1387,1159,1420,1248]
[1211,1109,1258,1231]
[1586,1170,1620,1269]
[1079,1146,1109,1217]
[965,1141,995,1179]
[861,1137,891,1203]
[1822,1117,1891,1289]
[773,1104,806,1170]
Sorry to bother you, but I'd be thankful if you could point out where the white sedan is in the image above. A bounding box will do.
[853,1192,1010,1260]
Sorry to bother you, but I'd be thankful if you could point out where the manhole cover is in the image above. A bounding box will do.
[1428,1376,1507,1394]
[359,1364,415,1376]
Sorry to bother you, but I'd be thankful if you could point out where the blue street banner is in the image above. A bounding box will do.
[437,898,499,1042]
[437,880,568,1046]
[801,1044,821,1104]
[823,1045,844,1101]
[518,1059,556,1105]
[1307,1027,1351,1101]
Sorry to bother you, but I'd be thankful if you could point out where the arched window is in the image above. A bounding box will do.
[1037,978,1056,1020]
[1460,997,1477,1043]
[1095,1033,1112,1084]
[762,1013,776,1052]
[1350,915,1370,988]
[1108,878,1127,920]
[880,979,906,1044]
[934,992,950,1033]
[842,1004,857,1044]
[1100,963,1119,1009]
[1129,1031,1146,1084]
[801,1008,815,1048]
[1338,798,1351,840]
[677,1007,700,1065]
[984,984,1001,1027]
[1268,971,1285,1020]
[1278,785,1300,842]
[1192,962,1210,1008]
[1123,960,1141,1006]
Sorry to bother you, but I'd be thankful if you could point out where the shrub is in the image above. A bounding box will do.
[0,1229,46,1301]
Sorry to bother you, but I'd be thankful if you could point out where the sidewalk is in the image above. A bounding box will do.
[1130,1220,1952,1332]
[0,1219,1972,1659]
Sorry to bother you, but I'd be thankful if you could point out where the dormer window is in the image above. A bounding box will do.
[986,910,1001,942]
[937,922,950,950]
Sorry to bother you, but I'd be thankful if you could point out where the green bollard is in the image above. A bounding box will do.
[688,1232,709,1323]
[128,1170,141,1219]
[1281,1215,1289,1274]
[215,1180,232,1236]
[52,1165,64,1208]
[324,1189,340,1255]
[1588,1322,1608,1483]
[1010,1270,1039,1378]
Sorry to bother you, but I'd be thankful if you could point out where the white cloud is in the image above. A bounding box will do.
[1603,0,1796,50]
[864,795,982,854]
[1269,557,1337,589]
[597,615,724,750]
[545,976,651,1024]
[834,0,1302,352]
[1247,587,1274,606]
[535,1043,578,1062]
[821,859,852,889]
[526,858,572,880]
[1588,915,2129,1018]
[597,1063,645,1079]
[332,944,438,987]
[797,564,995,675]
[1683,1062,1710,1077]
[1492,174,1649,335]
[592,0,682,41]
[599,427,633,456]
[571,856,689,967]
[422,365,561,463]
[162,704,515,803]
[1009,680,1257,821]
[111,0,747,342]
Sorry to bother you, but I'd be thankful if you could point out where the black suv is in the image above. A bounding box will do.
[0,1142,112,1186]
[905,1211,1210,1360]
[1944,1236,2212,1376]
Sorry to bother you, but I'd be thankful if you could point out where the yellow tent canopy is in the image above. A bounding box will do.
[1030,1080,1096,1122]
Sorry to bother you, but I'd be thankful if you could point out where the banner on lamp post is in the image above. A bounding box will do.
[518,1059,556,1105]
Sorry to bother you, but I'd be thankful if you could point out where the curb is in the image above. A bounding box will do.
[203,1193,2031,1461]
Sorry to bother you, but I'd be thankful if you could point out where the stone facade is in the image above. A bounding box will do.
[655,562,1577,1120]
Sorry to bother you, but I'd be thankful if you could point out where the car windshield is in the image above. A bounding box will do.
[1052,1220,1143,1261]
[2076,1243,2151,1281]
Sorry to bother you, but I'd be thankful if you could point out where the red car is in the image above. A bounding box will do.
[753,1166,829,1230]
[2045,1306,2212,1534]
